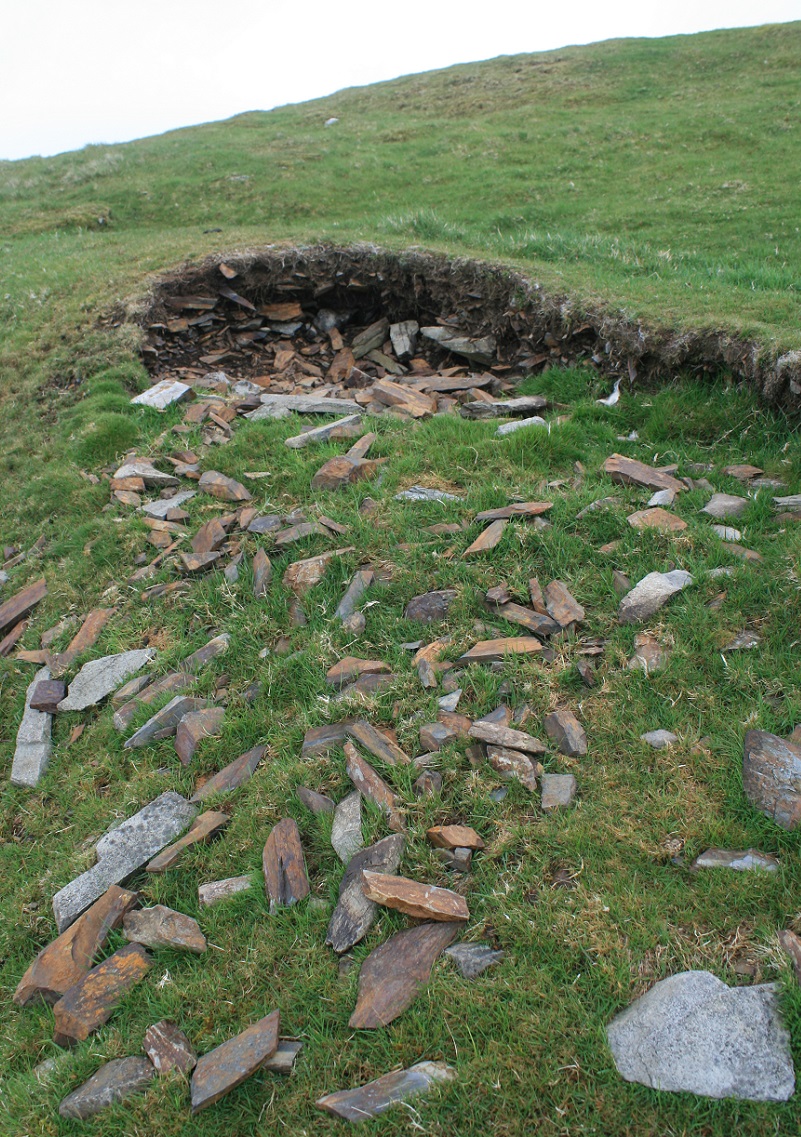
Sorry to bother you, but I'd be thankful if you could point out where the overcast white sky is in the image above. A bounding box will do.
[1,1,798,162]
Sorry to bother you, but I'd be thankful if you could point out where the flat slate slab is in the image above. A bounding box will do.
[144,1020,198,1074]
[14,884,138,1006]
[331,791,363,864]
[190,1009,280,1113]
[743,729,801,830]
[618,570,693,624]
[57,649,155,712]
[445,942,505,979]
[123,905,207,952]
[140,490,197,519]
[326,834,405,954]
[53,943,151,1046]
[316,1060,455,1122]
[131,379,191,410]
[124,695,208,748]
[59,1056,155,1119]
[692,848,779,872]
[607,971,795,1101]
[190,744,265,803]
[349,922,460,1028]
[11,666,53,787]
[52,791,197,931]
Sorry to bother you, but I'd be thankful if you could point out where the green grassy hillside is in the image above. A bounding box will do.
[2,22,801,1137]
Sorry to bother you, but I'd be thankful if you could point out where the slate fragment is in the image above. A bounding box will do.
[427,825,484,850]
[143,1020,197,1074]
[297,786,335,814]
[175,707,225,766]
[0,577,47,638]
[53,943,151,1046]
[52,791,197,931]
[57,649,155,712]
[540,773,577,810]
[335,568,374,621]
[445,942,505,979]
[345,743,404,832]
[742,730,801,830]
[464,519,507,556]
[199,875,252,907]
[317,1060,455,1122]
[602,454,684,493]
[544,581,585,627]
[190,1009,280,1113]
[349,922,460,1028]
[618,571,693,624]
[59,1057,155,1119]
[331,791,363,863]
[459,637,543,663]
[124,695,208,748]
[468,721,547,754]
[326,834,405,954]
[123,905,207,952]
[691,848,779,872]
[544,709,587,756]
[146,810,228,873]
[198,470,252,502]
[404,589,457,623]
[11,666,53,788]
[263,818,310,910]
[113,672,194,731]
[361,871,469,921]
[347,720,410,766]
[29,679,66,713]
[14,885,138,1007]
[190,745,265,803]
[326,656,390,688]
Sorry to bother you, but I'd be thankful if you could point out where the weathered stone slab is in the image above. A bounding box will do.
[14,885,138,1006]
[702,493,749,520]
[742,730,801,829]
[57,649,155,712]
[191,745,265,803]
[487,745,542,790]
[113,672,194,731]
[618,570,693,624]
[641,729,678,748]
[445,942,505,978]
[468,720,547,754]
[326,834,405,954]
[197,470,252,502]
[493,602,560,638]
[544,709,587,756]
[123,905,207,952]
[332,791,363,863]
[345,743,404,832]
[140,490,197,519]
[327,656,390,689]
[175,707,225,766]
[422,325,496,364]
[603,454,684,494]
[297,786,335,814]
[427,825,484,850]
[317,1060,455,1121]
[404,589,457,623]
[628,632,670,674]
[29,678,66,713]
[394,485,462,503]
[460,395,545,419]
[285,414,363,448]
[124,695,208,748]
[607,971,795,1101]
[282,547,355,595]
[59,1057,155,1119]
[459,636,543,664]
[263,818,309,910]
[143,1020,197,1074]
[301,720,354,757]
[335,568,374,621]
[361,871,469,922]
[544,580,585,626]
[132,379,191,410]
[0,577,46,638]
[53,943,151,1046]
[48,608,116,677]
[114,460,179,487]
[146,810,228,873]
[199,875,251,907]
[540,773,577,810]
[249,393,361,417]
[180,632,230,673]
[347,720,410,767]
[349,922,460,1028]
[692,848,779,872]
[190,1010,280,1113]
[628,507,687,533]
[11,666,53,788]
[52,791,197,931]
[464,519,507,556]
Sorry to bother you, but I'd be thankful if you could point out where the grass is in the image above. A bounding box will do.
[2,18,801,1137]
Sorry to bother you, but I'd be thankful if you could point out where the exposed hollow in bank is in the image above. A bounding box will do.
[131,244,801,409]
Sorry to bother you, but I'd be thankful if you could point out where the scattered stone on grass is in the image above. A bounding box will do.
[143,1020,197,1074]
[52,791,197,931]
[540,773,577,811]
[445,942,505,978]
[0,578,46,639]
[348,922,460,1028]
[316,1060,455,1122]
[190,745,265,803]
[464,519,507,556]
[251,549,272,598]
[53,943,151,1047]
[712,525,743,541]
[394,485,461,503]
[11,667,53,788]
[59,1057,155,1120]
[743,729,801,830]
[114,674,195,732]
[778,930,801,985]
[14,885,138,1007]
[405,589,457,623]
[190,1009,280,1113]
[459,394,545,418]
[199,875,251,907]
[468,721,547,754]
[263,818,310,910]
[720,541,763,563]
[285,414,362,448]
[297,786,335,814]
[495,415,547,436]
[702,493,749,520]
[331,791,363,864]
[124,695,208,748]
[282,548,355,596]
[544,709,587,756]
[627,507,687,533]
[414,770,443,796]
[48,607,116,677]
[487,745,542,790]
[175,707,225,766]
[29,678,66,713]
[459,636,543,663]
[722,630,760,652]
[544,580,585,627]
[123,905,207,952]
[146,810,228,873]
[628,632,670,674]
[345,743,404,832]
[606,971,795,1101]
[114,459,179,488]
[724,464,763,481]
[348,720,410,766]
[691,848,779,872]
[618,570,693,623]
[335,568,374,621]
[602,454,684,494]
[641,730,678,749]
[326,834,405,953]
[426,825,485,850]
[140,490,196,519]
[197,470,252,502]
[57,649,155,712]
[647,488,676,507]
[361,871,469,922]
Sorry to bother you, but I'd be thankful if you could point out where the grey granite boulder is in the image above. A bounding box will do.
[58,649,155,712]
[59,1057,155,1119]
[607,971,795,1101]
[52,791,197,931]
[743,730,801,830]
[618,570,693,624]
[11,667,53,787]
